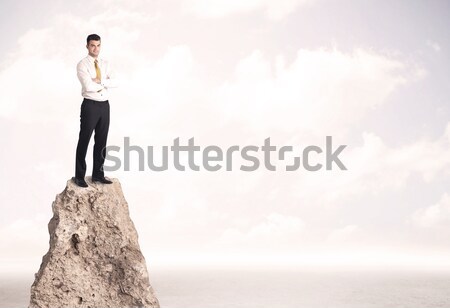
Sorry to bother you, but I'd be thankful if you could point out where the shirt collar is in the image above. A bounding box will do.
[87,54,100,63]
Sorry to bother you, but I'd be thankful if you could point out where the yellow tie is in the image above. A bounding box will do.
[94,59,101,80]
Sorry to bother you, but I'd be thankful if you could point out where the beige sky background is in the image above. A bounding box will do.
[0,0,449,272]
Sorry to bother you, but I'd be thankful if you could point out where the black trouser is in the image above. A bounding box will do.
[75,98,110,179]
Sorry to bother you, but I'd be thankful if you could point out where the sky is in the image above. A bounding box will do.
[0,0,449,272]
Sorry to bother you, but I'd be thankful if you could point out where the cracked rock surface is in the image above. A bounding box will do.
[29,177,160,308]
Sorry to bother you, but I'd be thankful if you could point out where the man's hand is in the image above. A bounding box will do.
[92,78,101,84]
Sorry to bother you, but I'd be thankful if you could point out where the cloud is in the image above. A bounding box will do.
[181,0,314,20]
[426,40,441,52]
[212,47,414,137]
[217,212,304,250]
[290,122,450,206]
[412,193,450,229]
[327,225,358,243]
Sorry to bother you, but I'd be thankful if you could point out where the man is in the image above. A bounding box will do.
[73,34,118,188]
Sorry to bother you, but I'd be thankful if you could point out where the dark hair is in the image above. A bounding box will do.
[86,34,101,44]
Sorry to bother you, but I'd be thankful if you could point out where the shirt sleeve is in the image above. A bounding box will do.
[77,61,104,93]
[101,60,119,89]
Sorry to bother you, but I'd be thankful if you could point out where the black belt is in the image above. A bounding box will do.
[83,98,109,103]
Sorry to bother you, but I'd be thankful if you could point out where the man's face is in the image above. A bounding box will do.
[87,40,101,58]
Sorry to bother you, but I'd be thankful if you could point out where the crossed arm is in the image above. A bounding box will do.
[76,61,118,93]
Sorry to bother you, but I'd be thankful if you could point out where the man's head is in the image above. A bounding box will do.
[86,34,101,58]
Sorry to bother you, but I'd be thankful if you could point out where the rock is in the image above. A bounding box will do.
[29,177,160,308]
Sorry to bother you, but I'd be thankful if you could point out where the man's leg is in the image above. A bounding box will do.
[92,101,110,179]
[75,100,100,179]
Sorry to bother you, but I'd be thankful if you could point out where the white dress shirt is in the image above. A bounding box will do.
[76,54,118,101]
